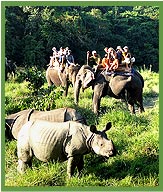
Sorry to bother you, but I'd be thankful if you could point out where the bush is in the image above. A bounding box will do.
[26,67,46,95]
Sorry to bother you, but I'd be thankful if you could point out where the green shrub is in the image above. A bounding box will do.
[26,67,46,95]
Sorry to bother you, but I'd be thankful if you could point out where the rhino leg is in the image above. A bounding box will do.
[17,159,32,174]
[76,156,84,177]
[67,157,76,178]
[67,155,83,178]
[17,148,33,174]
[17,159,27,174]
[17,135,33,173]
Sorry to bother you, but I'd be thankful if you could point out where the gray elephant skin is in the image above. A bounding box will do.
[5,108,86,140]
[74,65,144,114]
[17,120,116,178]
[46,65,81,96]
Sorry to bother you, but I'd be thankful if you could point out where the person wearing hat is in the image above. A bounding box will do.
[63,47,69,56]
[52,47,58,57]
[87,50,101,67]
[53,46,59,57]
[123,46,131,58]
[58,47,66,65]
[66,50,75,67]
[121,46,133,71]
[48,47,58,67]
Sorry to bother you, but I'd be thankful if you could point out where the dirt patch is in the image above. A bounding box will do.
[143,95,159,109]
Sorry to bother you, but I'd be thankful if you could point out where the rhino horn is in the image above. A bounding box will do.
[102,122,112,132]
[90,125,98,133]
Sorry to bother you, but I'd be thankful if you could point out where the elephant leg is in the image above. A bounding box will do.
[92,84,105,114]
[74,80,82,104]
[138,104,145,113]
[93,96,101,114]
[72,74,76,88]
[58,71,64,86]
[92,90,102,114]
[46,71,53,87]
[64,80,69,97]
[128,102,135,114]
[126,91,136,114]
[136,94,145,113]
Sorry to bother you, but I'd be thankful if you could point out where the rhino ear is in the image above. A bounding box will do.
[90,125,98,133]
[103,122,112,132]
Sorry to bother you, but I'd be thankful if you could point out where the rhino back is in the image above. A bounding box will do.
[6,109,31,119]
[30,109,66,122]
[29,120,70,162]
[64,108,86,123]
[30,108,86,124]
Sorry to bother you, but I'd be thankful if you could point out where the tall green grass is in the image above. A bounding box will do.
[4,69,159,187]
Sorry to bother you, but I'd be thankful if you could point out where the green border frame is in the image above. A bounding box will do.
[1,1,161,191]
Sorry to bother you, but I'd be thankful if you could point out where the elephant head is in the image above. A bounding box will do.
[67,64,81,87]
[76,65,95,89]
[74,65,95,104]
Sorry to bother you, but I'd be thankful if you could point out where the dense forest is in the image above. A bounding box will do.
[5,6,159,71]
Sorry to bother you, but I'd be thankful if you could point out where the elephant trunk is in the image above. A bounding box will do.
[82,71,95,89]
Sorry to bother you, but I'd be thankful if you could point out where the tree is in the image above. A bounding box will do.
[5,5,159,71]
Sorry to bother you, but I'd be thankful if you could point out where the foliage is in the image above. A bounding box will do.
[25,67,46,95]
[5,6,159,71]
[5,80,63,115]
[4,69,159,187]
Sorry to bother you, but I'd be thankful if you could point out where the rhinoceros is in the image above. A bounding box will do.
[17,120,116,178]
[5,108,86,140]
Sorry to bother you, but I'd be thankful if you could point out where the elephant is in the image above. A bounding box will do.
[74,65,145,114]
[17,120,116,178]
[46,64,81,96]
[5,107,87,140]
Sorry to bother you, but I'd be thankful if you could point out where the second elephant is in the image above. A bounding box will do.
[74,65,144,114]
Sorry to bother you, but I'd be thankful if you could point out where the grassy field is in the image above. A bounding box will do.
[4,69,159,189]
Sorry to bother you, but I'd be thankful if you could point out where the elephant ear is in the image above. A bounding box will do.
[102,122,112,132]
[82,70,95,89]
